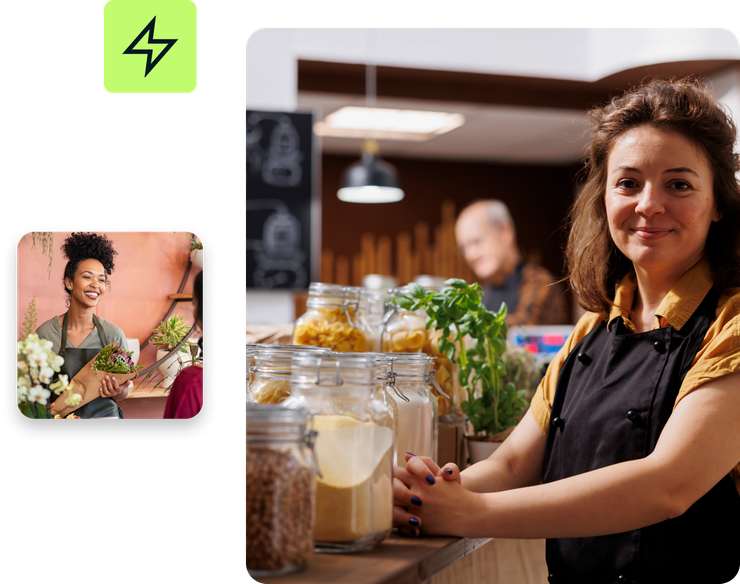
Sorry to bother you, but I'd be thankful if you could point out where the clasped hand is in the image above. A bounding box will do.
[393,454,473,537]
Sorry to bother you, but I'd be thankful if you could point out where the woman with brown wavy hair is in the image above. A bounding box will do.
[567,76,740,316]
[392,77,740,583]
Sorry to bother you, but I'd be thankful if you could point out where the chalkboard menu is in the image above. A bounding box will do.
[246,111,315,289]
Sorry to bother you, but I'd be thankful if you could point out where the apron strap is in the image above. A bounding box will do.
[93,314,108,346]
[60,312,108,354]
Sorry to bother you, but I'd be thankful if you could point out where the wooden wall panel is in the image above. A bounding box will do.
[320,155,578,298]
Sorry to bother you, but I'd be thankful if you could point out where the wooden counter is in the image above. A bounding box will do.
[256,533,492,584]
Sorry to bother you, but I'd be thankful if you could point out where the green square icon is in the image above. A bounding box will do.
[105,0,196,93]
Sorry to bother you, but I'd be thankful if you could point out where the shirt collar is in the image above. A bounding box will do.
[607,257,713,332]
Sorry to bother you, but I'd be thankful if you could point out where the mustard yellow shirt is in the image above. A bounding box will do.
[530,257,740,489]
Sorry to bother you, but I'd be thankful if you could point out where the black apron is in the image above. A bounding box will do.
[59,312,122,419]
[542,287,740,584]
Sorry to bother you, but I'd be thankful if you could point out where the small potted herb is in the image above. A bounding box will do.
[150,314,194,388]
[394,279,528,460]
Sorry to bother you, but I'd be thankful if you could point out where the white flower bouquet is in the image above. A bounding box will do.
[17,333,81,419]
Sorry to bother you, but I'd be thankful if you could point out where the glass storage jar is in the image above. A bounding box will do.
[382,286,464,422]
[292,283,372,352]
[358,288,388,352]
[363,352,406,467]
[248,345,330,404]
[246,343,268,389]
[246,404,320,578]
[285,352,394,553]
[386,353,439,467]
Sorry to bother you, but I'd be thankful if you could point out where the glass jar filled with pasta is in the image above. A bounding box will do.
[293,283,372,352]
[246,404,320,578]
[385,353,439,467]
[382,286,464,422]
[248,345,331,405]
[285,352,394,553]
[247,343,276,389]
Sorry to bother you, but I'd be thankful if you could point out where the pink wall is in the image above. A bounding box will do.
[17,232,201,369]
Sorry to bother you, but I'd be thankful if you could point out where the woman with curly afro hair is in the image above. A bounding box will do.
[36,232,131,418]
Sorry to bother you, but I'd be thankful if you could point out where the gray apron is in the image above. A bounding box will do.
[59,312,122,419]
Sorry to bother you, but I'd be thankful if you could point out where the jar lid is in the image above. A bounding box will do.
[247,403,309,420]
[248,343,329,354]
[254,345,331,357]
[384,353,448,397]
[247,404,310,439]
[306,282,362,308]
[362,274,398,291]
[252,345,332,377]
[413,275,447,289]
[291,352,375,387]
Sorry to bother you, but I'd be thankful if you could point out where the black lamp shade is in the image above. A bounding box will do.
[337,153,404,203]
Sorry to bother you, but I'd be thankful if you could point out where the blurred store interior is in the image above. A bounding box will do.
[246,29,740,326]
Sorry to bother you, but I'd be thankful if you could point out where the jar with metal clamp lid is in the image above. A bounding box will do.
[358,288,387,352]
[248,345,330,404]
[385,353,439,467]
[246,405,321,578]
[381,285,464,423]
[285,352,393,552]
[362,352,408,467]
[292,283,372,352]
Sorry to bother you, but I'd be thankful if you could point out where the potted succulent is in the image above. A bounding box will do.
[394,279,529,463]
[150,314,194,389]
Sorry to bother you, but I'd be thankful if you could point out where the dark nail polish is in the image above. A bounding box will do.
[409,517,420,527]
[411,496,423,507]
[445,469,453,475]
[426,475,436,485]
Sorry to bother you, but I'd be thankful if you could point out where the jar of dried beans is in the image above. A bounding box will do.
[246,405,320,577]
[292,283,372,352]
[285,352,394,552]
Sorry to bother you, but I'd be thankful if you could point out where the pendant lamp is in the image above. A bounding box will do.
[337,139,404,203]
[336,63,404,203]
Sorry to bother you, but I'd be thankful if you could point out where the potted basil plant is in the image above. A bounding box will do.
[394,279,528,462]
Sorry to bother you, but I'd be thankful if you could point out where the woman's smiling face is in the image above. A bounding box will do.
[605,125,721,278]
[65,258,107,308]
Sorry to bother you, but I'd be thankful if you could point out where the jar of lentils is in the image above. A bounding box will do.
[246,405,320,577]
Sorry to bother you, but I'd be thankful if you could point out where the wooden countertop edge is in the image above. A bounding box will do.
[257,534,493,584]
[384,536,492,584]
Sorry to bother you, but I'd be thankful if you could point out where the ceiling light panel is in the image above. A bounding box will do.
[315,106,465,141]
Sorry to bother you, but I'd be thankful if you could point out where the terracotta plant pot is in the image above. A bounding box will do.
[465,426,515,465]
[465,437,503,465]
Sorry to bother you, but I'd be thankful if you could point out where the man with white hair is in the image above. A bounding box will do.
[454,199,568,325]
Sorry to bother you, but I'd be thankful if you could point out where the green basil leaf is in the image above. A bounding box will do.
[395,296,414,310]
[408,282,426,299]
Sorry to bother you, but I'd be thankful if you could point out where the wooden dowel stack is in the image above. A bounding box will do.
[322,200,478,287]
